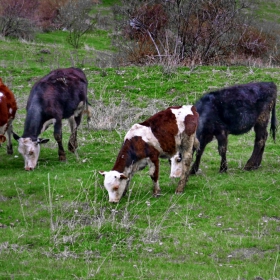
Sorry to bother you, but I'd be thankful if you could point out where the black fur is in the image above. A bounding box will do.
[191,82,277,173]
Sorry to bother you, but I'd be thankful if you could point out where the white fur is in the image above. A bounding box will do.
[18,138,40,171]
[99,170,128,203]
[41,118,56,133]
[170,152,182,178]
[171,105,193,133]
[124,124,163,153]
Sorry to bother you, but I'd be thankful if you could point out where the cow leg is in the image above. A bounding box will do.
[6,122,13,155]
[53,120,66,161]
[148,155,160,197]
[176,134,195,193]
[216,131,228,173]
[68,113,82,153]
[190,135,212,174]
[244,120,268,171]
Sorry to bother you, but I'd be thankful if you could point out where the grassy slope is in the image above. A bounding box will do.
[0,1,280,279]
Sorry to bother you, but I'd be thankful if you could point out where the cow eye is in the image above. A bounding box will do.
[29,151,34,156]
[176,158,182,163]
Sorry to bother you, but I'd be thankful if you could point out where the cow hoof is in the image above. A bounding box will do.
[153,192,161,198]
[175,190,184,194]
[59,156,66,161]
[219,169,227,173]
[244,165,259,171]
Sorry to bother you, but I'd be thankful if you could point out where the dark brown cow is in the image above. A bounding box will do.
[13,67,92,170]
[0,78,17,154]
[99,105,199,203]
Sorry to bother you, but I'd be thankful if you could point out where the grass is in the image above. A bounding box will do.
[0,3,280,279]
[1,63,280,279]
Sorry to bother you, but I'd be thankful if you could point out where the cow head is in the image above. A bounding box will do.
[13,132,49,171]
[169,152,183,178]
[99,170,128,203]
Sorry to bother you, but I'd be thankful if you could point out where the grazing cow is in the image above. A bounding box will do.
[13,67,92,171]
[0,78,17,154]
[99,105,199,203]
[186,82,277,174]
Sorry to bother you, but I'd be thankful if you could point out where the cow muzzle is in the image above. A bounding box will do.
[170,173,181,178]
[109,198,120,203]
[25,166,34,171]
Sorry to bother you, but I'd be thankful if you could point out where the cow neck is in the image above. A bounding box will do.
[22,107,43,140]
[112,138,140,174]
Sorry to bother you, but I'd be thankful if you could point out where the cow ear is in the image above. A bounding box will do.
[99,171,107,176]
[37,138,49,144]
[120,174,128,180]
[13,132,20,141]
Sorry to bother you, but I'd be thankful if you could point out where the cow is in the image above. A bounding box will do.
[170,82,277,176]
[0,78,17,155]
[99,105,199,203]
[13,67,92,171]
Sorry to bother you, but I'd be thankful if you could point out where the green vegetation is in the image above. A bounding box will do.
[0,1,280,279]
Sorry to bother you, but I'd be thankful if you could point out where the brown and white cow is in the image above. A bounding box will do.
[99,105,199,203]
[13,67,92,171]
[0,78,17,154]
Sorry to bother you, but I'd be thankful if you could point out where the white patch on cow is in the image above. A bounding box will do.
[171,105,193,133]
[99,170,129,203]
[41,118,56,133]
[68,115,77,132]
[9,108,13,114]
[170,152,183,178]
[0,124,7,136]
[74,101,85,117]
[18,137,40,171]
[124,124,163,153]
[0,91,4,98]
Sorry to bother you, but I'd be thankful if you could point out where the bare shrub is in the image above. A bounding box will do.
[113,0,278,66]
[0,0,39,39]
[36,0,68,31]
[56,0,97,48]
[88,93,168,131]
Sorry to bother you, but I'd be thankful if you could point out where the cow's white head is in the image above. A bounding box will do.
[169,152,183,178]
[99,170,128,203]
[13,133,49,171]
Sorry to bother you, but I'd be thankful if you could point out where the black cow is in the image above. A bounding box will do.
[190,82,277,174]
[14,67,92,170]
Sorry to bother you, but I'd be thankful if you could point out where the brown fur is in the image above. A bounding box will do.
[0,78,17,154]
[111,105,199,197]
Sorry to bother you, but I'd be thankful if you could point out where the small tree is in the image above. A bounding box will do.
[57,0,96,48]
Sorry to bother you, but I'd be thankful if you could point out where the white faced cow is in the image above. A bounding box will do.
[14,67,92,170]
[0,78,17,154]
[99,105,199,203]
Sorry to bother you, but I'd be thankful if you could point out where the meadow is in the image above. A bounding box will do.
[0,3,280,279]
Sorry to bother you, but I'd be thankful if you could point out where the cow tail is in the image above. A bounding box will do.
[270,101,277,143]
[84,99,94,128]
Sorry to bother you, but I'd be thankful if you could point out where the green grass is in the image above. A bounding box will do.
[0,6,280,279]
[1,63,280,279]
